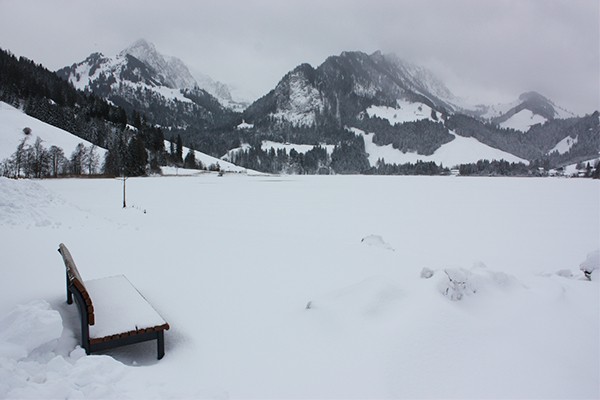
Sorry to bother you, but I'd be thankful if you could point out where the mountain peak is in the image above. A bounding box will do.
[120,39,157,58]
[117,39,197,90]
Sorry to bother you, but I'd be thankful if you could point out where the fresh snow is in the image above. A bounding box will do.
[236,120,254,130]
[351,127,527,167]
[85,275,168,340]
[549,135,578,155]
[162,140,251,174]
[271,69,324,127]
[0,175,598,399]
[366,99,441,125]
[261,140,335,155]
[564,157,600,176]
[0,102,106,161]
[499,109,547,132]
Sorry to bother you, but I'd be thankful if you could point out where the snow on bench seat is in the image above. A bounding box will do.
[85,275,169,342]
[58,243,169,359]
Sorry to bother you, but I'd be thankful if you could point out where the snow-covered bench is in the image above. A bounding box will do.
[58,243,170,359]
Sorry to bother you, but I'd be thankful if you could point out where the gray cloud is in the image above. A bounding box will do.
[0,0,597,113]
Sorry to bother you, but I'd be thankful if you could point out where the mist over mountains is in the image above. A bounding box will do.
[1,40,598,176]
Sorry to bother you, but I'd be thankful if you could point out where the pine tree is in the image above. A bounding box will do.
[175,135,183,164]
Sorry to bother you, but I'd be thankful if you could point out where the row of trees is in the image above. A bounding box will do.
[228,135,371,174]
[1,132,100,179]
[457,160,530,176]
[366,159,449,175]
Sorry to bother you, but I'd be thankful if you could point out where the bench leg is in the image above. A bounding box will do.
[157,331,165,360]
[66,273,73,304]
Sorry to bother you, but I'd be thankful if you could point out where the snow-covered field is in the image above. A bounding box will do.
[0,175,598,399]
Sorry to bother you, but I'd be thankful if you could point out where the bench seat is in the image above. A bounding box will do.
[58,243,169,359]
[85,275,169,343]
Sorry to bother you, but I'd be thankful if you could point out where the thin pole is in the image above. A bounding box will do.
[122,176,126,208]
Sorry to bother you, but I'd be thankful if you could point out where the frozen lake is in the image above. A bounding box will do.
[1,175,598,398]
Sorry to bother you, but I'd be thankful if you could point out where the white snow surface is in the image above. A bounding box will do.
[500,109,548,132]
[261,140,335,155]
[351,127,527,167]
[549,135,578,155]
[366,99,441,125]
[0,102,106,161]
[0,175,598,399]
[162,140,252,174]
[85,275,168,339]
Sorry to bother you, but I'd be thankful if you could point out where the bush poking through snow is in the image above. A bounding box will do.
[580,250,599,281]
[439,268,477,301]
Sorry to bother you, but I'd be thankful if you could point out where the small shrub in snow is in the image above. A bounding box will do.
[420,267,434,279]
[360,234,395,251]
[439,268,478,301]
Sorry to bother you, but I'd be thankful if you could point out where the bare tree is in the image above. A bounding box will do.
[48,145,66,177]
[84,145,100,175]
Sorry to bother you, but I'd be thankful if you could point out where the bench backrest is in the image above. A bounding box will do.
[58,243,95,325]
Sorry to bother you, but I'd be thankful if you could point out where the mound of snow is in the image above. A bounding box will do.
[0,301,151,399]
[360,234,394,251]
[0,301,62,360]
[580,250,600,281]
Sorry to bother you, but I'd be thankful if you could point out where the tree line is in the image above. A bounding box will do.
[1,130,100,178]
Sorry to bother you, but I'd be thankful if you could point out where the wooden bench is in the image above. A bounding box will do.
[58,243,170,359]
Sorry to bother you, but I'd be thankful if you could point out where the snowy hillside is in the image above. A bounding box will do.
[162,140,253,174]
[0,175,598,398]
[348,127,526,167]
[365,99,442,125]
[549,135,578,155]
[499,109,548,132]
[0,102,106,161]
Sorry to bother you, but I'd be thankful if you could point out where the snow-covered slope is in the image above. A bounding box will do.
[162,140,254,174]
[548,135,579,155]
[0,175,598,398]
[499,109,548,132]
[366,99,442,125]
[261,140,335,155]
[0,102,106,161]
[349,127,527,167]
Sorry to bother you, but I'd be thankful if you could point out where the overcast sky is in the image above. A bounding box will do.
[0,0,598,114]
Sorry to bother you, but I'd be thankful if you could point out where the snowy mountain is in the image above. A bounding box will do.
[120,39,198,90]
[56,40,241,129]
[241,51,598,170]
[485,92,577,132]
[244,51,460,130]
